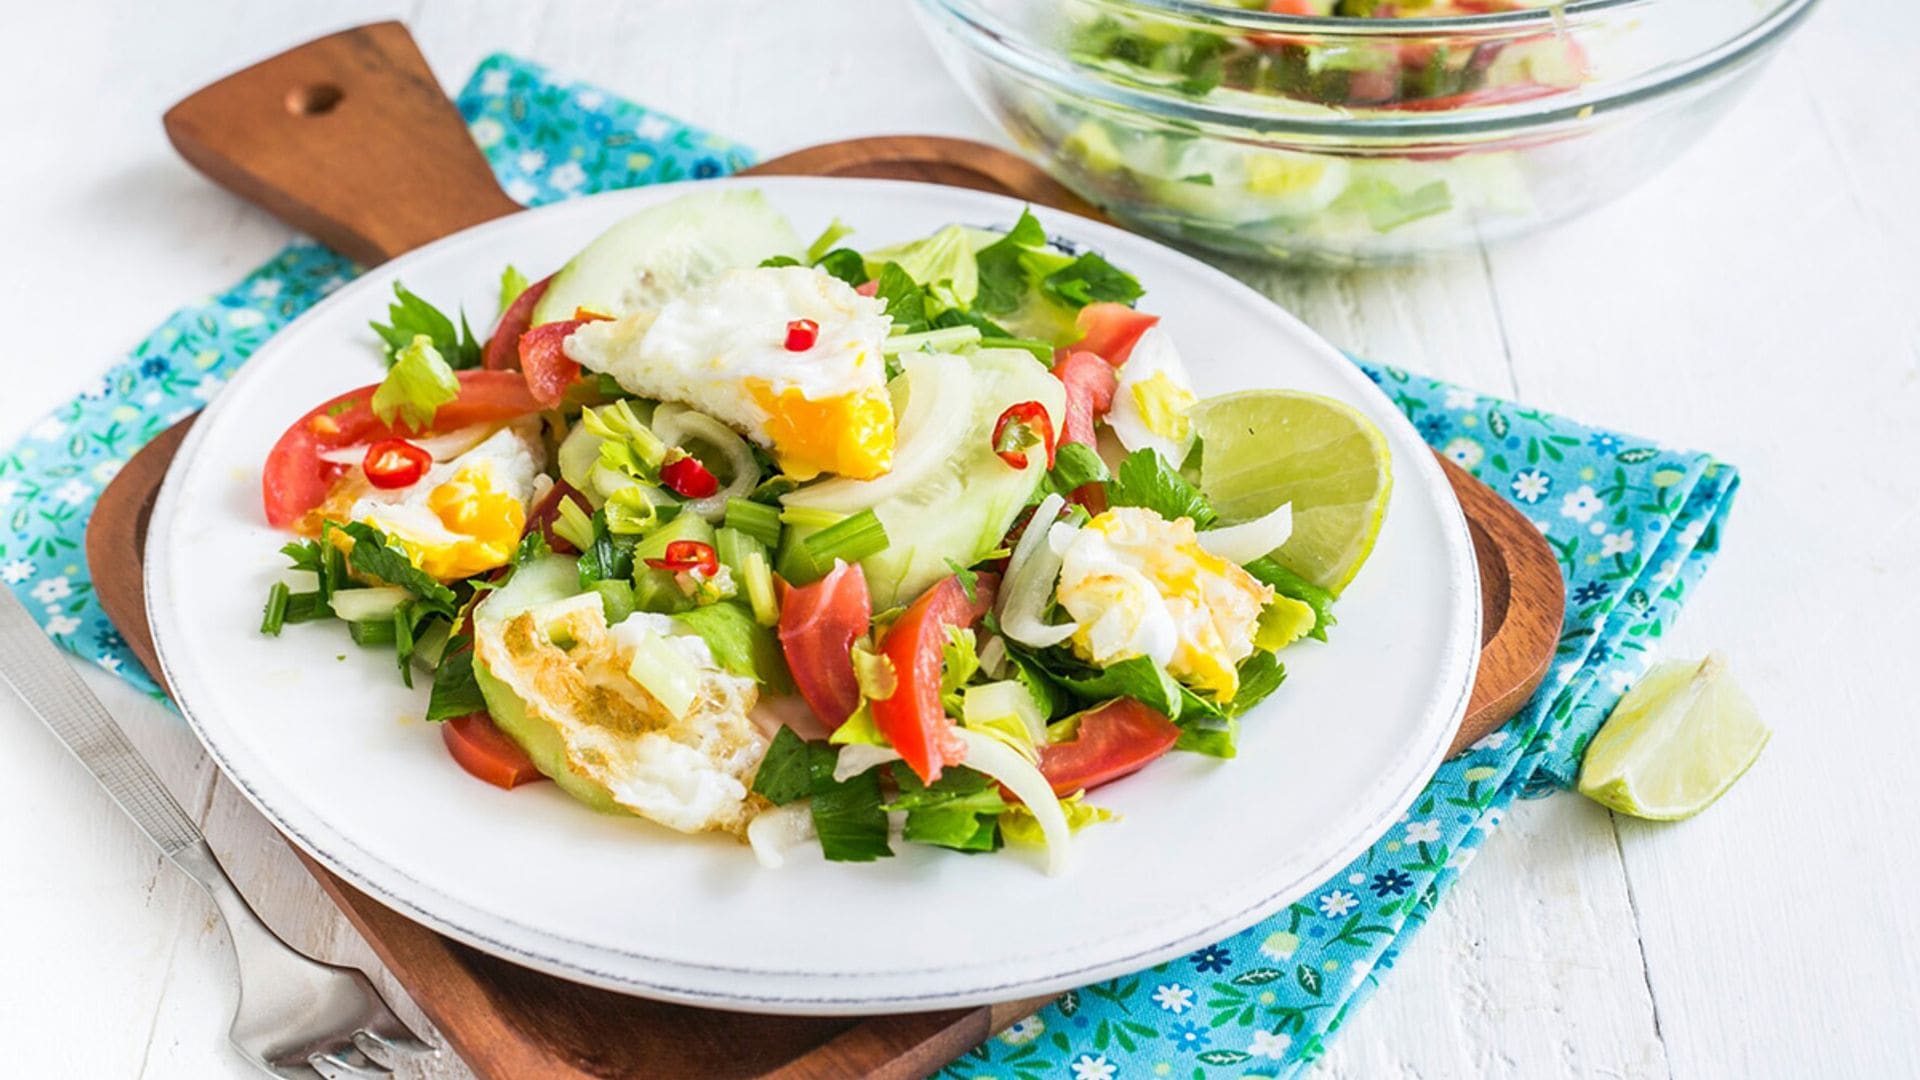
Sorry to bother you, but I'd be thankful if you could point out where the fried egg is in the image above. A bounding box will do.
[564,265,895,481]
[1054,507,1273,700]
[323,422,544,582]
[474,593,767,834]
[1106,327,1197,468]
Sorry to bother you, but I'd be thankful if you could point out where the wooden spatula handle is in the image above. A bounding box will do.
[163,21,520,266]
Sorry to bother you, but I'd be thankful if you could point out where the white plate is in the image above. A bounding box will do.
[146,177,1478,1014]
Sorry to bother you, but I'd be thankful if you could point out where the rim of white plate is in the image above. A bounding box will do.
[146,175,1479,1013]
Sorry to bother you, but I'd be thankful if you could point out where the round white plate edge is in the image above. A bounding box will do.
[145,175,1481,1014]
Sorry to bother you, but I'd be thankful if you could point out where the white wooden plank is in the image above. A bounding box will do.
[1481,11,1920,1077]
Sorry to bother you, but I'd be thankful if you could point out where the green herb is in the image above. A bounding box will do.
[812,248,869,288]
[886,764,1006,852]
[260,582,290,636]
[370,281,481,369]
[751,727,813,805]
[425,639,488,722]
[724,498,783,549]
[497,264,531,316]
[348,618,396,647]
[1174,715,1238,757]
[1226,650,1287,718]
[392,603,419,688]
[576,507,637,587]
[808,741,893,861]
[1243,555,1336,642]
[513,531,552,567]
[1041,251,1145,309]
[871,262,928,333]
[759,254,801,269]
[945,559,980,603]
[1044,441,1110,498]
[973,209,1050,316]
[1107,448,1218,527]
[801,508,889,565]
[340,522,458,613]
[370,335,460,431]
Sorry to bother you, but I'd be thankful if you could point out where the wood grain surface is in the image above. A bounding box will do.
[87,18,1555,1080]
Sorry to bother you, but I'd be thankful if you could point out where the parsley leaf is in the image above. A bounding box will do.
[498,264,531,316]
[1043,441,1110,499]
[807,741,893,861]
[370,281,482,369]
[1225,650,1287,718]
[425,638,487,722]
[1107,448,1217,527]
[340,522,458,613]
[751,726,813,805]
[872,261,928,332]
[886,764,1006,852]
[1041,251,1145,309]
[1243,556,1337,642]
[973,209,1049,316]
[812,248,869,288]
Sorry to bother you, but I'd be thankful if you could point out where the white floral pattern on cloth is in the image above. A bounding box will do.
[0,54,1738,1079]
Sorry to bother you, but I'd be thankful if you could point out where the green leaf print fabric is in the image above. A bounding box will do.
[0,52,1738,1079]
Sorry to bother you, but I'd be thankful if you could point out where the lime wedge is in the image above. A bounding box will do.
[1189,390,1392,595]
[1578,654,1770,821]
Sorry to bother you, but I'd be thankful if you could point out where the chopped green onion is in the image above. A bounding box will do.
[394,605,417,688]
[779,504,846,530]
[881,325,982,355]
[348,618,397,647]
[412,617,454,671]
[743,551,779,627]
[282,590,332,624]
[260,582,290,636]
[552,495,596,552]
[802,509,889,565]
[725,498,784,549]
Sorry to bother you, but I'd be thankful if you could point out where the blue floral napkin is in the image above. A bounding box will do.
[0,54,1737,1078]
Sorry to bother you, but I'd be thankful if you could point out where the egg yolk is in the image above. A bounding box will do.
[406,464,526,580]
[746,379,894,481]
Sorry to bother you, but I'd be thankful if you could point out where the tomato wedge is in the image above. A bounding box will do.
[442,711,545,790]
[1074,302,1160,367]
[778,561,872,730]
[871,572,999,783]
[261,370,543,529]
[517,319,588,407]
[1038,698,1181,797]
[483,274,551,371]
[1052,350,1118,450]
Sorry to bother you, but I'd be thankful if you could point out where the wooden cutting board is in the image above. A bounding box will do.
[85,21,1563,1079]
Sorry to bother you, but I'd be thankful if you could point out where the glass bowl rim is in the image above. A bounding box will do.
[920,0,1822,139]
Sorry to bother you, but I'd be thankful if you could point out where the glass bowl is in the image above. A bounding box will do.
[917,0,1821,265]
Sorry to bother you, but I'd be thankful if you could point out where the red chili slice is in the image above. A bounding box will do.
[785,318,820,352]
[992,400,1056,470]
[659,453,720,498]
[645,540,719,576]
[362,438,432,489]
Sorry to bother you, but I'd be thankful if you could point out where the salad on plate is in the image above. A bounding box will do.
[254,189,1390,873]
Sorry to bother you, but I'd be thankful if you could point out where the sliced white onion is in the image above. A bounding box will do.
[954,727,1071,876]
[832,743,902,784]
[650,404,759,521]
[747,803,816,870]
[314,423,495,465]
[1198,503,1294,564]
[997,493,1077,649]
[977,634,1008,679]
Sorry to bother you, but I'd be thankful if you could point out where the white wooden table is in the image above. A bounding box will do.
[3,2,1916,1076]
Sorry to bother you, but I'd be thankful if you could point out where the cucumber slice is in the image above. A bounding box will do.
[532,189,801,324]
[782,349,1064,609]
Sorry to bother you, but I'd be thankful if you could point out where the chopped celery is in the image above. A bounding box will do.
[743,551,779,627]
[552,495,596,552]
[348,618,396,647]
[370,335,459,429]
[725,498,783,549]
[778,504,846,530]
[625,625,702,720]
[802,509,889,565]
[591,579,637,625]
[605,485,663,535]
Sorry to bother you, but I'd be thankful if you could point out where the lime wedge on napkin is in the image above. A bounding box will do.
[1578,654,1769,820]
[1190,390,1392,595]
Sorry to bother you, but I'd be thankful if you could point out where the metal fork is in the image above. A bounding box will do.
[0,588,438,1078]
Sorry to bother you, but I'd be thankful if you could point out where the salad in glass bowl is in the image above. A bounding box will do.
[254,189,1389,873]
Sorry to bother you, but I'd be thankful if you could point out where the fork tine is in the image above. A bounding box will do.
[352,1029,435,1068]
[307,1047,392,1079]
